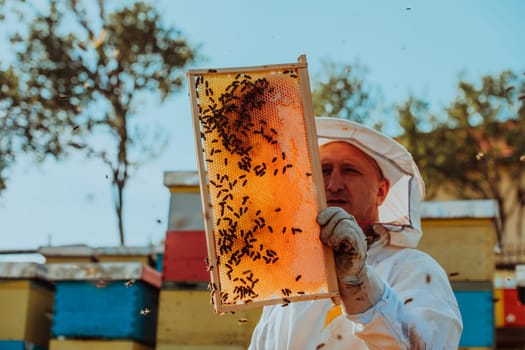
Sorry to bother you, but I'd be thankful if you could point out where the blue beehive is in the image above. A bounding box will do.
[155,253,163,273]
[0,340,47,350]
[455,288,494,348]
[46,263,160,346]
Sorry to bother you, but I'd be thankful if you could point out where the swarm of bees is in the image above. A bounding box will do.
[194,69,313,307]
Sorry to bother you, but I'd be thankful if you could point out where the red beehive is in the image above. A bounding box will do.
[162,230,209,283]
[503,288,525,327]
[162,171,209,283]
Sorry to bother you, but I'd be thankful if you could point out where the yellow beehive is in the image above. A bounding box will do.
[0,263,53,348]
[156,289,261,347]
[418,200,500,282]
[49,339,153,350]
[493,288,505,327]
[187,55,338,312]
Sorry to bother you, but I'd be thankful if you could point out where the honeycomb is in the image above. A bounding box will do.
[188,61,337,312]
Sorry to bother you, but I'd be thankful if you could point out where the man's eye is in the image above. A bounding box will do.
[342,167,360,175]
[321,167,331,175]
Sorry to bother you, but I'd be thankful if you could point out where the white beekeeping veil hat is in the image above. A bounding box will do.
[315,117,425,248]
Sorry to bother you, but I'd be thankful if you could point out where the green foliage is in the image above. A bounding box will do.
[0,67,19,191]
[396,71,525,232]
[0,0,198,244]
[312,61,380,126]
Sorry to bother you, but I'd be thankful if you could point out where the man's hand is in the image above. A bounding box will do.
[317,207,385,315]
[317,207,367,286]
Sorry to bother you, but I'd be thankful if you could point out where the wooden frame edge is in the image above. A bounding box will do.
[297,55,340,300]
[186,71,223,312]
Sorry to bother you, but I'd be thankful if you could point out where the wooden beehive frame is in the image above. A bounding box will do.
[187,55,339,312]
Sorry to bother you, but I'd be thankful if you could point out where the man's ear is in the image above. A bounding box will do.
[376,178,390,206]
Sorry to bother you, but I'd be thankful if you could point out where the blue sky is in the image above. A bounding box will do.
[1,0,524,253]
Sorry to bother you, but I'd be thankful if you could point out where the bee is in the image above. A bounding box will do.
[95,279,106,288]
[125,279,135,288]
[404,298,414,305]
[140,308,151,316]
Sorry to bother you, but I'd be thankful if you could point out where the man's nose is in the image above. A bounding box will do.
[326,171,344,192]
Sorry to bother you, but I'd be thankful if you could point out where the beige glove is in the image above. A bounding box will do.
[318,207,385,314]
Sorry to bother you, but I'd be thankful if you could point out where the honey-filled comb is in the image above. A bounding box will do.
[187,55,338,312]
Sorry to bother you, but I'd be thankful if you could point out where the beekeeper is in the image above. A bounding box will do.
[249,117,463,349]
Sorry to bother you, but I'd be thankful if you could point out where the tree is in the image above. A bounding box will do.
[396,71,525,240]
[0,0,198,245]
[311,60,382,128]
[0,67,19,192]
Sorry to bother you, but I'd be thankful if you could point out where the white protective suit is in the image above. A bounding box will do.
[248,117,463,350]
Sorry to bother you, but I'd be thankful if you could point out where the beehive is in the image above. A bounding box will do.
[419,200,500,282]
[0,340,48,350]
[0,262,53,349]
[454,282,495,348]
[46,262,160,345]
[164,171,204,231]
[156,289,261,348]
[493,271,525,328]
[162,230,208,283]
[49,339,153,350]
[39,245,156,266]
[187,55,338,312]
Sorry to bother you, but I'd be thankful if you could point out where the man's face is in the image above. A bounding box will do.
[320,141,389,229]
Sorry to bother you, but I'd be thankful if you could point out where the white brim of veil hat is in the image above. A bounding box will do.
[315,116,425,248]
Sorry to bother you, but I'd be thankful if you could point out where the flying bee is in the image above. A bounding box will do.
[125,279,135,288]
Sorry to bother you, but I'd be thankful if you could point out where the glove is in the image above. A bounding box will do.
[318,207,385,314]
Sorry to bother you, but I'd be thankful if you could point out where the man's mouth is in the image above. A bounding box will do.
[327,199,348,206]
